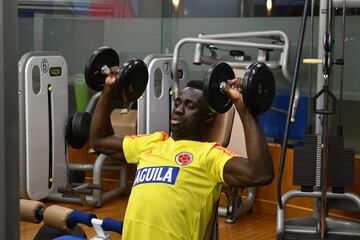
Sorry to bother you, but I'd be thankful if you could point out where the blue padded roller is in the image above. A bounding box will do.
[68,210,97,228]
[102,217,123,234]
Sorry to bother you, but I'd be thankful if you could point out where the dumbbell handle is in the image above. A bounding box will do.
[219,82,227,94]
[101,65,111,75]
[101,65,120,77]
[219,77,243,94]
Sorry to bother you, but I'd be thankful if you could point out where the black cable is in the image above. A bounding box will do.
[277,0,310,209]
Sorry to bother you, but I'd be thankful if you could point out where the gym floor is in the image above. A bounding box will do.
[20,195,276,240]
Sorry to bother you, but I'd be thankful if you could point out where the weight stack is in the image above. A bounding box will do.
[293,134,355,193]
[293,135,322,191]
[328,135,354,193]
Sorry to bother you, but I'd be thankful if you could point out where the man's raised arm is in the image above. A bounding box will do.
[222,79,274,187]
[89,75,125,161]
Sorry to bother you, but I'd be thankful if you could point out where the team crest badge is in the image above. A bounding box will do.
[175,152,193,166]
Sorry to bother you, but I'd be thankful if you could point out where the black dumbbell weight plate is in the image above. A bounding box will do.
[116,58,148,103]
[242,62,275,116]
[66,112,92,149]
[203,62,235,113]
[72,112,91,138]
[84,47,119,92]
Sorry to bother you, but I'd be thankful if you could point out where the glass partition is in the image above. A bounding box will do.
[18,0,360,150]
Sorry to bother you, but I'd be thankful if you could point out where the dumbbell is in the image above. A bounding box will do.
[66,111,92,149]
[203,61,275,116]
[84,46,148,103]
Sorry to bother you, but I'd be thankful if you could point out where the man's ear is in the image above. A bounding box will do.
[206,112,216,124]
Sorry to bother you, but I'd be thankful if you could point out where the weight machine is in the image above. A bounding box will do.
[276,0,360,239]
[19,52,69,201]
[18,51,129,207]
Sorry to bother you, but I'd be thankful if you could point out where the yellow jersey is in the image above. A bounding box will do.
[122,131,239,240]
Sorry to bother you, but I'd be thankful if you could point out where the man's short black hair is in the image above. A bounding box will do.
[186,80,203,91]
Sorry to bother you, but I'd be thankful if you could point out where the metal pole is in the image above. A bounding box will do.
[320,107,329,239]
[0,0,19,238]
[316,0,328,135]
[337,0,346,136]
[308,0,322,221]
[320,0,333,237]
[307,0,315,134]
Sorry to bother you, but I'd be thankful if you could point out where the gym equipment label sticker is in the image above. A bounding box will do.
[41,58,49,73]
[49,67,62,77]
[163,61,171,74]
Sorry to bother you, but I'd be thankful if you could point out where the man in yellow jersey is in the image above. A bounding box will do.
[89,75,274,239]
